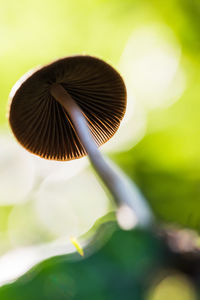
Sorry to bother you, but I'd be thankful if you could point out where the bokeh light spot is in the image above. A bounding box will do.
[148,273,197,300]
[120,24,186,109]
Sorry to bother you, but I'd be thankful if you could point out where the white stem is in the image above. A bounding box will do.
[50,83,154,228]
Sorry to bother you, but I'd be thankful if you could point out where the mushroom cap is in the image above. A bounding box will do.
[9,55,127,161]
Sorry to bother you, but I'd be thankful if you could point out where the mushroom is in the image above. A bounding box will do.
[9,55,153,228]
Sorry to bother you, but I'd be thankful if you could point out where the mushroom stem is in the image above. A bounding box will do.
[50,83,154,228]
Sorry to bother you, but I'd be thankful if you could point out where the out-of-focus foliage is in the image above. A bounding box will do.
[0,223,166,300]
[111,0,200,230]
[0,222,200,299]
[0,0,200,298]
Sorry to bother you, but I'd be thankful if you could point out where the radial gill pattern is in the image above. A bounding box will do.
[9,55,127,161]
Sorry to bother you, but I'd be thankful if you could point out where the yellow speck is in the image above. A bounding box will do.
[70,236,84,257]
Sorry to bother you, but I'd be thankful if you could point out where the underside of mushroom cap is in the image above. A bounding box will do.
[9,55,127,161]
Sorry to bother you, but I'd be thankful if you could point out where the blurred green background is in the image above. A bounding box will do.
[0,0,200,299]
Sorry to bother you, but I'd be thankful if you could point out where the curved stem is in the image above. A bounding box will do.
[50,83,154,228]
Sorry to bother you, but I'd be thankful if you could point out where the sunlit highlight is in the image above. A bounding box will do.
[0,133,35,205]
[32,155,88,182]
[117,205,138,230]
[35,168,110,238]
[120,24,186,109]
[70,236,84,256]
[0,237,82,287]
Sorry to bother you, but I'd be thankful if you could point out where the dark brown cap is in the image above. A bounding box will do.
[9,55,127,161]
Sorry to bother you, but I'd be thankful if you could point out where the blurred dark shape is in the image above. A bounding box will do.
[163,228,200,253]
